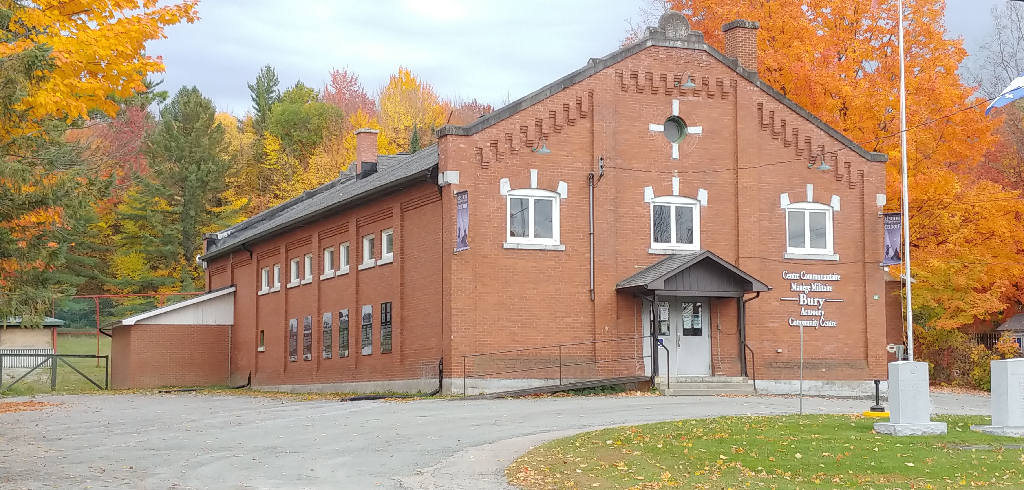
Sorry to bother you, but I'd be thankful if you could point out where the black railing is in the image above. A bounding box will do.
[743,343,757,393]
[460,336,649,396]
[0,353,109,392]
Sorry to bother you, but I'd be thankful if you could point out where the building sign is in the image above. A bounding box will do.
[455,191,469,252]
[882,213,902,266]
[780,271,844,328]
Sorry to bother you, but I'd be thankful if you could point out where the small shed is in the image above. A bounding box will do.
[1,317,64,370]
[111,286,234,389]
[996,313,1024,347]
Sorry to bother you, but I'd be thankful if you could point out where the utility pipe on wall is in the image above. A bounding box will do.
[588,172,595,302]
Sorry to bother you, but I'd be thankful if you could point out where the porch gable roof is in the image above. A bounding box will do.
[616,250,770,297]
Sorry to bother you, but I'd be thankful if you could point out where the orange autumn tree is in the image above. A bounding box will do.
[658,0,1024,327]
[0,0,198,325]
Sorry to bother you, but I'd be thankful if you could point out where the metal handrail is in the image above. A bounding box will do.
[743,342,757,393]
[461,336,648,396]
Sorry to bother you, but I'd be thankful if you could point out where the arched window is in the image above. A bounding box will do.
[785,202,834,256]
[506,188,560,246]
[650,196,700,251]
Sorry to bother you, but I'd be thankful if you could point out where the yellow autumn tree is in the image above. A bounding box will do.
[661,0,1024,328]
[0,0,199,139]
[377,67,447,153]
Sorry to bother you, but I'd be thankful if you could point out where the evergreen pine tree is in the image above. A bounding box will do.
[248,65,280,135]
[409,123,421,153]
[116,86,240,292]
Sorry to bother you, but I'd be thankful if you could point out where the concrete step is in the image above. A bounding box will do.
[663,386,756,396]
[660,382,756,390]
[662,376,749,383]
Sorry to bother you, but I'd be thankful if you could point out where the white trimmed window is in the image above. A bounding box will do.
[321,247,335,279]
[379,229,394,264]
[785,202,834,256]
[505,188,560,248]
[336,242,350,275]
[272,264,281,290]
[359,234,376,270]
[650,196,700,252]
[303,253,314,283]
[288,257,301,287]
[260,267,271,294]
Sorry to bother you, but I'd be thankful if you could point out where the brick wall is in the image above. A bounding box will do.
[110,324,229,389]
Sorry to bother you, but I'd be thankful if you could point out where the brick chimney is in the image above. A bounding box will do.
[354,128,379,178]
[722,20,760,74]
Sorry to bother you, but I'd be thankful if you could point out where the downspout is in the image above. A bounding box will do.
[739,292,761,377]
[433,165,445,395]
[588,172,595,302]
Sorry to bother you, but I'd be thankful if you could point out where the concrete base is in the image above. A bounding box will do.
[755,380,888,398]
[259,378,439,395]
[874,421,947,436]
[970,425,1024,437]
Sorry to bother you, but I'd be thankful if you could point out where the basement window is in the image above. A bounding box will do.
[258,330,265,352]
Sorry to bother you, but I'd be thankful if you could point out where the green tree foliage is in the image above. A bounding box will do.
[267,81,344,163]
[248,64,280,135]
[114,87,242,292]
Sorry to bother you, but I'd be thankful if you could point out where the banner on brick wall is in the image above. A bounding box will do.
[288,318,298,362]
[455,190,469,252]
[882,213,902,266]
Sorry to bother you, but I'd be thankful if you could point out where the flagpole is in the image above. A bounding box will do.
[898,0,914,361]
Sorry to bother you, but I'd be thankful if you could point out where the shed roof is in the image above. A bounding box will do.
[202,146,438,261]
[996,313,1024,332]
[2,317,65,327]
[120,286,236,326]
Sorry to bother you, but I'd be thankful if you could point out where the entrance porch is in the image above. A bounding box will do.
[617,250,770,395]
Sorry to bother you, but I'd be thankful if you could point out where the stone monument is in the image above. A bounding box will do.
[873,361,947,436]
[972,358,1024,437]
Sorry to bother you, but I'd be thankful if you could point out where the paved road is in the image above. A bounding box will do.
[1,392,988,490]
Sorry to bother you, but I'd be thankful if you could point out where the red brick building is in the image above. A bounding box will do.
[113,12,890,395]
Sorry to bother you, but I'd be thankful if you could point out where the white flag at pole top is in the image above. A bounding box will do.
[986,71,1024,116]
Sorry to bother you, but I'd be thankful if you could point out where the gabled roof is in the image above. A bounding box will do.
[121,286,236,326]
[202,146,439,261]
[437,24,887,164]
[617,250,770,295]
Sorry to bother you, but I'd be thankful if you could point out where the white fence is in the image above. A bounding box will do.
[0,349,54,369]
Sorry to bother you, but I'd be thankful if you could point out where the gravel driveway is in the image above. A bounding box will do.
[0,391,988,490]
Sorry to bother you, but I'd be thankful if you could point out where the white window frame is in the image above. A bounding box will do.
[784,202,836,258]
[288,257,301,288]
[259,267,271,295]
[302,253,314,284]
[336,242,350,276]
[271,264,281,291]
[379,229,394,265]
[359,234,376,270]
[503,188,562,250]
[321,247,336,280]
[649,196,701,253]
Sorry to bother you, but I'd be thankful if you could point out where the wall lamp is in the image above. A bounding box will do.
[532,136,552,155]
[809,154,832,171]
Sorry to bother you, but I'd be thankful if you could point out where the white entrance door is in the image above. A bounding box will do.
[674,300,711,376]
[653,299,711,377]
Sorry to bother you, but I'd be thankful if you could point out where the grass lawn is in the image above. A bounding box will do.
[1,333,110,396]
[507,414,1024,489]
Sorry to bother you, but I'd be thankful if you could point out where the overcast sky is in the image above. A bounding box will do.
[147,0,1010,117]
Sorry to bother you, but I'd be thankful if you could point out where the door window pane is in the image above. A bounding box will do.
[787,210,805,248]
[808,211,828,249]
[675,205,694,244]
[509,198,529,237]
[534,198,553,239]
[652,205,671,244]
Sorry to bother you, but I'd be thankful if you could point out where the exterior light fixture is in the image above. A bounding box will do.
[681,77,697,89]
[532,136,552,155]
[809,154,832,171]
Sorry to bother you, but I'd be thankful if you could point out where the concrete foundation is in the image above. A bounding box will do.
[970,425,1024,437]
[755,380,888,398]
[874,422,948,436]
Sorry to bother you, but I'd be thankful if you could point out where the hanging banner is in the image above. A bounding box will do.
[455,190,469,251]
[882,213,902,266]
